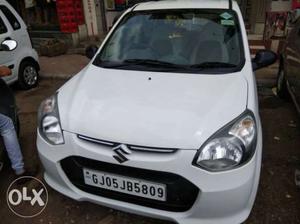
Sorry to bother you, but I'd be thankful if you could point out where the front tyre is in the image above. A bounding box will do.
[276,62,289,99]
[18,61,39,90]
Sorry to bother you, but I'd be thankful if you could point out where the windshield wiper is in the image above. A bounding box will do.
[101,59,186,69]
[100,60,237,72]
[190,62,237,69]
[123,59,186,69]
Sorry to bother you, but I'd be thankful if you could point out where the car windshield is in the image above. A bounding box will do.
[94,9,245,73]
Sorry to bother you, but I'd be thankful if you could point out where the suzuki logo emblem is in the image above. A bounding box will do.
[112,144,132,163]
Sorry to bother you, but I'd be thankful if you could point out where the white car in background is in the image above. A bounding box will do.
[0,0,39,89]
[37,0,277,223]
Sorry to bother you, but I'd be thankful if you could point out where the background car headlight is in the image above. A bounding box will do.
[193,111,257,172]
[38,94,64,145]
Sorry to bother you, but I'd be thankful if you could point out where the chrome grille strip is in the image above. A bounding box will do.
[78,135,114,146]
[77,135,177,153]
[129,146,176,153]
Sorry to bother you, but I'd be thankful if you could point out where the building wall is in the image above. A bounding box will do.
[270,0,292,12]
[250,0,270,34]
[239,0,292,34]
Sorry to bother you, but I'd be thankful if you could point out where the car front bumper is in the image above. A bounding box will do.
[37,129,262,224]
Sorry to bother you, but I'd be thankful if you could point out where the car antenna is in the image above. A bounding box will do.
[229,0,233,10]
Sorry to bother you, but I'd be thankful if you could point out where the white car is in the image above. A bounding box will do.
[37,1,276,223]
[0,0,39,89]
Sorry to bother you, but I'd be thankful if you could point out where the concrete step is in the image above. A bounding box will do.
[32,37,53,46]
[257,78,277,88]
[32,37,71,56]
[29,30,71,39]
[248,34,263,40]
[29,30,74,55]
[29,30,73,47]
[249,39,272,57]
[67,47,86,55]
[67,39,104,55]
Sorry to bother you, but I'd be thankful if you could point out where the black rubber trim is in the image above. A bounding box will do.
[93,9,246,75]
[61,156,199,212]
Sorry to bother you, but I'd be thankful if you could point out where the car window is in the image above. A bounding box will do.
[95,9,245,73]
[0,5,21,30]
[0,16,7,34]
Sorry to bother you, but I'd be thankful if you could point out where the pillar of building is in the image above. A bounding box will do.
[83,0,98,37]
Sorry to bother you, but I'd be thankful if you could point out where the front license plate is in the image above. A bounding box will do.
[83,168,167,201]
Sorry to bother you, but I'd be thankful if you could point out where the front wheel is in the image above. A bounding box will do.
[276,63,289,99]
[18,61,39,90]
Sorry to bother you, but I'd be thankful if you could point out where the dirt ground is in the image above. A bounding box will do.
[0,78,300,224]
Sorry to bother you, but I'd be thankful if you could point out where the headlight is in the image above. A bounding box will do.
[38,94,64,145]
[193,111,257,172]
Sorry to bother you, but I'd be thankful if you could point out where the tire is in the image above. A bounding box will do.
[276,61,290,99]
[18,61,39,90]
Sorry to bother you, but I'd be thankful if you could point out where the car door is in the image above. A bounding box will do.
[285,19,300,106]
[0,4,24,83]
[0,11,15,83]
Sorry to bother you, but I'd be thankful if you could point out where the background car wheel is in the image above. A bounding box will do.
[18,61,39,90]
[276,62,289,99]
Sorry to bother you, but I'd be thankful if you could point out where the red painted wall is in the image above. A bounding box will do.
[292,0,300,9]
[56,0,84,33]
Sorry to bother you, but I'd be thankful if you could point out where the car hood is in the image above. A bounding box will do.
[58,65,248,149]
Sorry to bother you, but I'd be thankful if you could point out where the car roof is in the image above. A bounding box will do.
[134,0,239,11]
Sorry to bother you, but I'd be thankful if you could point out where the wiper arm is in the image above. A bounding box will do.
[190,62,237,69]
[123,59,185,69]
[99,59,185,69]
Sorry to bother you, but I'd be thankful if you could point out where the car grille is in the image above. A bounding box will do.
[77,134,178,153]
[61,156,199,212]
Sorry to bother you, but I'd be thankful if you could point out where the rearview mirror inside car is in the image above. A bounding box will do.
[0,40,17,51]
[85,45,99,60]
[252,50,277,71]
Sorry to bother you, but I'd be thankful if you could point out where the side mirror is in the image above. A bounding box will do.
[85,45,99,59]
[0,40,17,51]
[252,50,277,71]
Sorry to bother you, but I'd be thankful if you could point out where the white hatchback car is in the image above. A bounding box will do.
[37,1,276,223]
[0,0,39,89]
